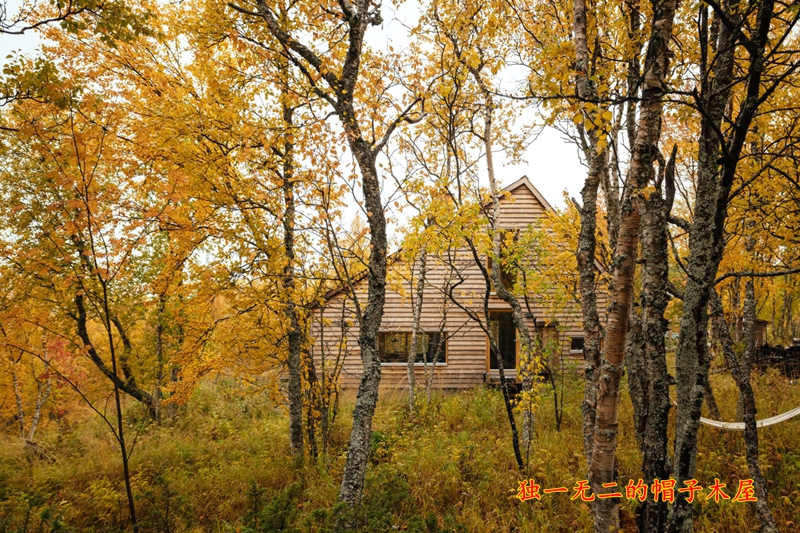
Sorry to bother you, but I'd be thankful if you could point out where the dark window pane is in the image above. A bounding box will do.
[379,332,408,363]
[378,331,447,363]
[489,312,516,370]
[570,337,584,352]
[379,332,447,364]
[421,332,446,364]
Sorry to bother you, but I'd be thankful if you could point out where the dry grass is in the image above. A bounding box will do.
[1,370,799,532]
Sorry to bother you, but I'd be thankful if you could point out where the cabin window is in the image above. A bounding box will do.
[570,336,585,353]
[378,332,447,364]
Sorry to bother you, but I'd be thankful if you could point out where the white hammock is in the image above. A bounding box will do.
[671,397,800,431]
[699,406,800,431]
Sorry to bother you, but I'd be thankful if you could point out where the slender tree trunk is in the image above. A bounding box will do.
[592,182,639,532]
[572,0,606,476]
[632,147,675,532]
[74,290,155,415]
[710,289,779,533]
[317,301,346,457]
[736,279,755,419]
[26,373,51,443]
[154,293,165,423]
[326,10,392,514]
[166,333,181,421]
[11,364,26,439]
[304,351,319,459]
[278,56,304,458]
[100,282,138,532]
[625,308,646,451]
[623,0,642,205]
[243,0,418,511]
[464,236,524,470]
[587,0,677,529]
[669,2,775,529]
[780,289,793,344]
[425,291,449,402]
[485,149,536,452]
[577,171,604,469]
[487,322,525,470]
[470,65,537,466]
[337,142,387,508]
[407,250,427,413]
[521,378,534,461]
[431,14,526,471]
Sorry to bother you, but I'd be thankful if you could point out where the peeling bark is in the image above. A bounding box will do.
[573,0,605,478]
[632,146,675,532]
[585,0,678,529]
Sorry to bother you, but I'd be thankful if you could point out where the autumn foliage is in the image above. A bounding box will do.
[2,0,800,531]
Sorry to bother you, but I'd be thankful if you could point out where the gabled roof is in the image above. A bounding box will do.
[312,176,573,309]
[502,175,555,213]
[502,175,607,274]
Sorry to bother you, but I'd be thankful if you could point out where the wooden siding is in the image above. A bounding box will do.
[310,177,606,389]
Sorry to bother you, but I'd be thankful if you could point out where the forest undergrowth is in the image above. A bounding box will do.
[2,370,799,533]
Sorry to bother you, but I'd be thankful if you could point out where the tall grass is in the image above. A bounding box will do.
[1,371,798,532]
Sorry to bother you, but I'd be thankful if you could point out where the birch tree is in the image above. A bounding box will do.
[228,0,422,510]
[669,2,800,529]
[563,0,680,528]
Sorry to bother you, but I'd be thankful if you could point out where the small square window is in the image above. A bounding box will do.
[378,332,408,363]
[570,337,585,353]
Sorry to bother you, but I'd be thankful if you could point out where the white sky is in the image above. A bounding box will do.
[1,0,40,57]
[501,131,585,208]
[376,1,586,208]
[0,0,587,210]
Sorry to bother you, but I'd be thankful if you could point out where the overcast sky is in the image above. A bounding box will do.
[0,1,587,209]
[375,1,587,208]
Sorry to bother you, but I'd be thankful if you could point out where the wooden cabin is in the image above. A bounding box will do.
[310,177,600,389]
